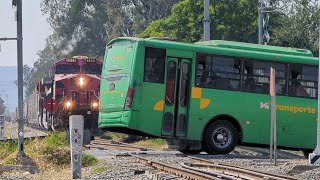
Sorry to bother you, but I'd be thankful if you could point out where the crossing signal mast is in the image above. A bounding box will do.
[203,0,210,41]
[258,0,320,165]
[12,0,26,157]
[0,1,24,157]
[258,0,270,45]
[308,1,320,166]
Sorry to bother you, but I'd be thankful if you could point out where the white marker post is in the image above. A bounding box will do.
[270,67,277,165]
[70,115,84,179]
[309,16,320,164]
[0,115,5,140]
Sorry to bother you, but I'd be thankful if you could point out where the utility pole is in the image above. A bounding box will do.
[258,0,265,44]
[203,0,210,41]
[14,0,25,157]
[309,1,320,164]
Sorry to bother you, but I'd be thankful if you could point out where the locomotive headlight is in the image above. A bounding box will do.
[79,77,84,86]
[66,101,72,107]
[92,102,98,107]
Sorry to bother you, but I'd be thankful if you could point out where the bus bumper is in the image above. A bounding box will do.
[98,111,131,128]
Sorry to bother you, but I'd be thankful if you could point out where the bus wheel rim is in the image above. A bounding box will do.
[212,127,232,148]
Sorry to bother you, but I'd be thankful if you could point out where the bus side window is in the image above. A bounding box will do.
[196,62,206,87]
[143,47,166,83]
[243,60,286,95]
[289,64,317,98]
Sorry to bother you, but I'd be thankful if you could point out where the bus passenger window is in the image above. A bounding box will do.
[143,47,166,83]
[289,64,317,98]
[195,53,240,91]
[243,60,286,95]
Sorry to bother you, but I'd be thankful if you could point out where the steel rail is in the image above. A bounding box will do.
[189,156,299,180]
[85,143,148,151]
[90,139,148,150]
[181,163,244,180]
[86,139,158,151]
[131,154,220,180]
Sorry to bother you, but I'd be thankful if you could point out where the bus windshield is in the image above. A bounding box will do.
[82,65,102,74]
[56,65,80,74]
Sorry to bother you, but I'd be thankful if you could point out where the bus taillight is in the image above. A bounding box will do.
[124,86,135,109]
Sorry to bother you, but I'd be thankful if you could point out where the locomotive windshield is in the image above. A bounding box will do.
[82,65,102,74]
[56,65,80,74]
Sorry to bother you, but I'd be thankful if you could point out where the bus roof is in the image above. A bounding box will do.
[108,37,319,65]
[195,40,314,57]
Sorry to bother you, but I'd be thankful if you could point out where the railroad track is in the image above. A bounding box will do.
[131,154,299,180]
[185,156,299,180]
[85,138,159,151]
[85,139,300,179]
[131,154,218,180]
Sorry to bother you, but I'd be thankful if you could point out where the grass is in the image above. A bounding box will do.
[82,153,98,167]
[133,138,166,150]
[103,132,167,150]
[0,140,18,160]
[103,132,128,141]
[90,166,112,175]
[0,131,98,168]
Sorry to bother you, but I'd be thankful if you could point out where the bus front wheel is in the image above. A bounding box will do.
[204,120,238,155]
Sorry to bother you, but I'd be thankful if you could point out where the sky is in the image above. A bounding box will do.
[0,0,52,67]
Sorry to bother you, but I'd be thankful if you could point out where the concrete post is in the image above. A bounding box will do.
[0,116,4,140]
[69,115,84,179]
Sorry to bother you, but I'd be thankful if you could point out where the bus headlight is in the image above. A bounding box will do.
[79,77,84,86]
[66,101,72,108]
[92,102,98,108]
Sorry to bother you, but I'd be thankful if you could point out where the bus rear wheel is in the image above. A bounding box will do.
[302,149,313,159]
[204,120,238,155]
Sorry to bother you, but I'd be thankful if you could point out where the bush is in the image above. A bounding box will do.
[3,153,19,165]
[0,141,18,160]
[82,153,98,167]
[45,131,68,147]
[42,146,70,165]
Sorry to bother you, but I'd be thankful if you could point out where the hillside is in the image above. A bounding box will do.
[0,66,17,112]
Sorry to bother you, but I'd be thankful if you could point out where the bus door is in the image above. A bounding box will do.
[161,57,190,137]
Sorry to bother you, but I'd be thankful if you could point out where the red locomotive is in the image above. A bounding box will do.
[34,55,103,143]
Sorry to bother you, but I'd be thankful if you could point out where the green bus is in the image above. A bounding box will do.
[99,37,318,156]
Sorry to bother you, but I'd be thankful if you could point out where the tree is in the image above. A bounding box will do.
[40,0,180,58]
[141,0,320,56]
[140,0,260,43]
[24,35,60,97]
[270,0,320,56]
[24,0,181,98]
[0,97,6,115]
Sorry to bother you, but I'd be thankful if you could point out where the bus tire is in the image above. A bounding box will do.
[204,120,237,155]
[302,149,313,159]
